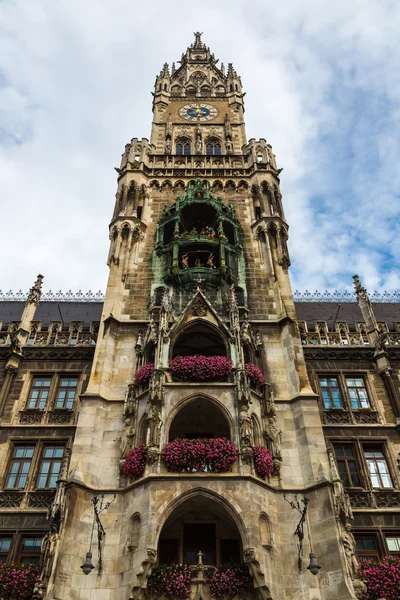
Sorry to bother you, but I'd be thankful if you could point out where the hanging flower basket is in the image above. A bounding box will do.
[134,363,154,387]
[162,438,237,472]
[245,362,264,386]
[0,562,40,600]
[206,564,251,599]
[121,444,148,479]
[148,564,193,599]
[169,355,232,382]
[359,556,400,600]
[253,446,274,478]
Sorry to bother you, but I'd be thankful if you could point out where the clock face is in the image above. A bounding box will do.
[179,103,218,122]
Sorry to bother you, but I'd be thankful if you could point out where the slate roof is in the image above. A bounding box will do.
[0,301,399,330]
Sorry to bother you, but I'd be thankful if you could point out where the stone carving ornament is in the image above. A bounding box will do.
[341,524,359,580]
[147,406,162,447]
[263,418,282,460]
[239,406,254,447]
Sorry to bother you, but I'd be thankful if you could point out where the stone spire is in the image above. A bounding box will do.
[353,274,378,339]
[192,31,204,49]
[26,273,44,307]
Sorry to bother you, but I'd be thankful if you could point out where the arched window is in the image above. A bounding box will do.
[176,138,191,156]
[206,138,221,156]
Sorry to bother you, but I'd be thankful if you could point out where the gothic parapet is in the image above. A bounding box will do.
[244,138,278,173]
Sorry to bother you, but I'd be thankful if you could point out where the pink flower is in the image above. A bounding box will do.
[253,446,274,478]
[169,355,232,382]
[134,363,155,387]
[245,363,264,386]
[121,444,148,478]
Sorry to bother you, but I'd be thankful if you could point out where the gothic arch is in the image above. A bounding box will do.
[151,487,249,550]
[165,392,235,442]
[138,413,148,445]
[224,180,236,191]
[128,513,141,552]
[211,180,223,192]
[251,414,262,446]
[149,180,160,189]
[259,513,273,549]
[161,180,173,190]
[169,318,229,359]
[173,180,185,192]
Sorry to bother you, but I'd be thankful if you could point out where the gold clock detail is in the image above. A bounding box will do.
[179,103,218,122]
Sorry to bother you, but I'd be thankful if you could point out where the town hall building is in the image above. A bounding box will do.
[0,33,400,600]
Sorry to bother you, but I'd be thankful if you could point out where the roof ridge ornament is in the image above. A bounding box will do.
[26,274,44,306]
[193,31,204,49]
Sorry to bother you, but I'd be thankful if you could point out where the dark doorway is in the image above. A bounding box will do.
[183,523,216,565]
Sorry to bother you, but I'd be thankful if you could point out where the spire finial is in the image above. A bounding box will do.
[353,274,368,301]
[26,274,44,306]
[193,32,203,49]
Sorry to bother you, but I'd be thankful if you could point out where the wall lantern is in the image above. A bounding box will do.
[80,494,116,576]
[284,495,321,576]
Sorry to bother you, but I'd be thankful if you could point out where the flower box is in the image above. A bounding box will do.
[162,438,237,473]
[169,355,232,382]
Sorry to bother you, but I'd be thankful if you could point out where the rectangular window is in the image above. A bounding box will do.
[355,535,379,562]
[386,536,400,555]
[6,446,35,489]
[345,377,370,409]
[0,537,12,562]
[334,445,361,487]
[18,537,43,565]
[27,377,52,410]
[36,446,64,489]
[320,377,343,409]
[55,377,78,409]
[363,448,393,488]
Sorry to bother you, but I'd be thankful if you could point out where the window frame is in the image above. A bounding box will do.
[363,446,393,489]
[354,533,380,562]
[36,445,65,490]
[345,376,371,409]
[314,371,376,413]
[54,376,79,410]
[0,536,12,563]
[333,443,363,488]
[176,138,191,156]
[5,444,36,490]
[26,376,52,410]
[318,376,344,409]
[17,535,43,565]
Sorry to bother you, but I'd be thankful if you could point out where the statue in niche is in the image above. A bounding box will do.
[195,128,202,153]
[120,418,136,458]
[264,418,282,459]
[239,407,253,447]
[181,254,189,269]
[32,524,59,597]
[341,524,359,580]
[147,406,162,447]
[164,138,172,155]
[224,113,232,139]
[240,320,252,347]
[226,139,233,154]
[207,253,215,269]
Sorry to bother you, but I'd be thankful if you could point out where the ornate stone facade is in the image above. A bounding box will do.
[0,32,400,600]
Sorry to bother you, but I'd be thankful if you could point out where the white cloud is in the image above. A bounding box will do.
[0,0,399,296]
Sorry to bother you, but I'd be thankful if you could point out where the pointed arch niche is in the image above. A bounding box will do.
[167,395,232,441]
[157,492,244,566]
[171,320,227,358]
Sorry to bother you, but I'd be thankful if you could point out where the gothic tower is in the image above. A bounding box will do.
[48,34,360,600]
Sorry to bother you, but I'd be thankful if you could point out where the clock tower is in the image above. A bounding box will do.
[48,33,359,600]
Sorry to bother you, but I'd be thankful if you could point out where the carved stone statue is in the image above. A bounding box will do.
[27,274,44,306]
[164,138,172,155]
[264,418,282,460]
[240,320,252,347]
[239,408,253,447]
[150,370,165,405]
[341,524,359,580]
[40,525,59,581]
[195,128,202,153]
[120,418,136,458]
[224,113,232,139]
[147,407,162,447]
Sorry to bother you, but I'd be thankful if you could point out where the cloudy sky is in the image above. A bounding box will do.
[1,0,399,297]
